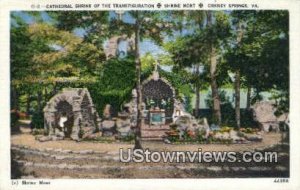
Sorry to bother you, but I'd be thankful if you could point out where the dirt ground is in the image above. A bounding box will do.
[11,133,283,153]
[11,128,289,178]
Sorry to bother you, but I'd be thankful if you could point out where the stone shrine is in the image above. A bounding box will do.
[43,88,99,141]
[141,64,175,125]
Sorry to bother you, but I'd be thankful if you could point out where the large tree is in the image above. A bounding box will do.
[166,11,231,123]
[225,10,289,121]
[110,11,172,149]
[11,13,106,115]
[164,34,209,118]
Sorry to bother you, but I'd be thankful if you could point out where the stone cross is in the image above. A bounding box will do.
[153,60,160,81]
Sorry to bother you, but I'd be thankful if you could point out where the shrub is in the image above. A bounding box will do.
[220,126,233,133]
[10,110,20,128]
[89,56,136,116]
[31,111,44,129]
[118,133,135,142]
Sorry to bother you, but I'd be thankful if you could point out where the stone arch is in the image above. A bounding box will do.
[81,94,93,127]
[104,35,135,58]
[55,100,74,138]
[43,88,99,141]
[51,94,73,110]
[142,78,175,123]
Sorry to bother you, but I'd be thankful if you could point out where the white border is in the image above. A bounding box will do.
[1,0,300,190]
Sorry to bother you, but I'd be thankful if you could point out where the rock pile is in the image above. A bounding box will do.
[165,115,263,144]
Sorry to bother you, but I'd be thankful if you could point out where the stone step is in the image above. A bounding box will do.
[141,125,170,130]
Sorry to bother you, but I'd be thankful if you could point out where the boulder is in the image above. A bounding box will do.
[117,125,132,136]
[82,132,102,140]
[116,118,132,137]
[175,115,191,131]
[164,138,171,144]
[198,118,210,139]
[198,118,209,129]
[252,101,277,123]
[229,130,243,142]
[222,132,230,139]
[101,120,116,131]
[210,124,221,131]
[82,126,96,139]
[37,136,52,142]
[252,101,279,132]
[174,115,192,139]
[55,129,65,138]
[103,131,114,137]
[214,132,230,141]
[51,136,64,141]
[116,118,130,128]
[117,111,130,118]
[244,133,263,142]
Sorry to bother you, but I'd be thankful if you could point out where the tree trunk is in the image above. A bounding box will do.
[207,11,222,125]
[194,65,200,118]
[44,87,48,102]
[235,70,241,129]
[210,56,222,125]
[195,84,200,118]
[246,86,251,111]
[11,86,19,110]
[133,11,143,150]
[37,90,42,113]
[235,20,244,129]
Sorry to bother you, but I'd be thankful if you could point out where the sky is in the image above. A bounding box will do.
[13,11,167,58]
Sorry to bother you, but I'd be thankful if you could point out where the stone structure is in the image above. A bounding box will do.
[141,64,176,124]
[104,35,134,59]
[252,101,280,132]
[43,88,100,141]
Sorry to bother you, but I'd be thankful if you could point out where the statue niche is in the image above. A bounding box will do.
[55,101,74,138]
[43,88,99,141]
[141,66,175,125]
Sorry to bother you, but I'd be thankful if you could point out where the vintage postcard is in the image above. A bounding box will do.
[0,0,300,189]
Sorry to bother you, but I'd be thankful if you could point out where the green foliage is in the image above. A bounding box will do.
[89,56,136,116]
[117,133,135,142]
[10,111,20,128]
[31,111,44,129]
[52,11,110,48]
[141,52,155,72]
[225,10,289,112]
[159,68,194,112]
[10,15,107,124]
[10,10,289,132]
[205,90,234,125]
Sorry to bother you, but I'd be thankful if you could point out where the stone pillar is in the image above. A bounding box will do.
[71,96,82,141]
[44,103,57,136]
[91,105,99,128]
[48,112,56,136]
